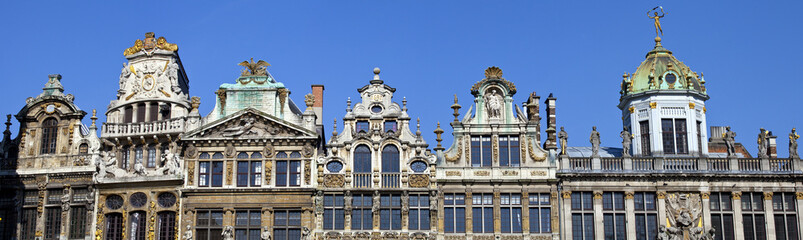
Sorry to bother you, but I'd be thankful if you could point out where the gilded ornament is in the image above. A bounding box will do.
[225,161,233,185]
[796,192,803,200]
[323,174,345,188]
[238,58,270,76]
[278,88,288,113]
[657,191,666,199]
[408,174,429,188]
[628,106,635,113]
[215,89,227,113]
[593,191,603,199]
[304,160,311,185]
[732,192,742,200]
[264,160,272,184]
[187,162,195,185]
[688,102,695,109]
[156,37,178,52]
[701,192,710,199]
[484,66,503,79]
[304,93,315,107]
[502,170,518,176]
[474,171,490,176]
[159,89,171,98]
[528,137,546,161]
[444,140,461,162]
[123,39,144,56]
[650,102,657,109]
[764,192,774,200]
[465,137,471,164]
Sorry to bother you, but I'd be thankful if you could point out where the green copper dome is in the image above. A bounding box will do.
[620,39,707,101]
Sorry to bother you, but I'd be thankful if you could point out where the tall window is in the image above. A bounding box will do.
[639,121,651,156]
[356,121,370,133]
[40,118,58,154]
[772,193,798,240]
[274,210,302,240]
[602,192,626,240]
[323,194,345,230]
[351,193,373,230]
[408,193,430,230]
[384,121,398,133]
[124,106,133,123]
[137,103,146,123]
[742,192,766,240]
[130,211,147,240]
[499,135,521,167]
[571,192,594,240]
[198,153,210,187]
[661,119,688,154]
[380,194,402,230]
[147,146,157,168]
[529,193,552,234]
[234,210,260,240]
[710,192,735,240]
[500,193,522,233]
[44,207,62,240]
[696,121,703,155]
[471,136,492,167]
[382,145,400,188]
[353,145,372,188]
[135,147,143,166]
[472,193,494,233]
[121,148,130,170]
[237,152,262,187]
[634,192,657,240]
[444,193,466,233]
[211,153,224,187]
[69,206,88,239]
[157,211,176,240]
[149,103,159,122]
[105,213,124,240]
[196,209,223,240]
[276,152,301,187]
[21,208,37,240]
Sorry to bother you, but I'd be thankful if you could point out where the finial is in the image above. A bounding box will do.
[402,97,408,112]
[332,119,338,136]
[453,94,458,104]
[434,122,444,150]
[648,6,666,45]
[4,114,11,132]
[90,109,98,127]
[346,98,352,112]
[451,94,462,122]
[373,67,381,80]
[416,118,421,137]
[304,93,315,107]
[623,72,629,79]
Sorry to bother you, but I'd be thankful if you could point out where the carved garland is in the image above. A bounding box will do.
[521,137,527,162]
[408,174,429,188]
[464,137,471,164]
[304,160,311,185]
[225,161,233,185]
[492,136,498,163]
[528,137,546,161]
[444,140,461,162]
[264,160,272,185]
[278,88,288,113]
[187,162,195,185]
[95,202,105,240]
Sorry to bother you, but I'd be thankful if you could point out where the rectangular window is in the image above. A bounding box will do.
[130,211,147,240]
[196,209,224,240]
[384,121,398,133]
[602,192,626,240]
[742,192,767,240]
[47,189,63,204]
[634,192,658,240]
[124,106,133,123]
[408,193,431,230]
[323,194,345,230]
[235,210,261,240]
[772,192,798,240]
[662,119,688,154]
[211,161,223,187]
[237,161,249,187]
[472,193,494,233]
[710,192,735,240]
[380,194,402,230]
[147,146,157,168]
[199,162,210,187]
[356,121,370,133]
[499,136,521,167]
[274,210,302,240]
[105,213,124,240]
[157,212,176,240]
[45,207,62,240]
[135,147,143,165]
[137,103,146,123]
[24,190,38,205]
[572,192,594,240]
[351,193,373,230]
[121,148,130,170]
[529,193,552,233]
[500,193,522,233]
[640,121,651,156]
[149,103,159,122]
[276,160,301,187]
[481,136,492,167]
[470,136,493,167]
[21,208,37,240]
[444,193,466,233]
[69,206,88,239]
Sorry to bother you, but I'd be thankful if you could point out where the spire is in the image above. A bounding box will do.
[402,97,408,112]
[332,119,338,137]
[415,118,421,137]
[3,114,11,139]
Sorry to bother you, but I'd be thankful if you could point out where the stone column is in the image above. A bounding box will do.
[701,192,711,230]
[796,192,803,240]
[763,192,776,240]
[133,104,139,122]
[593,191,604,240]
[493,190,501,235]
[561,191,572,240]
[732,192,745,240]
[466,192,474,235]
[625,192,636,240]
[144,102,152,123]
[657,191,667,229]
[522,192,530,234]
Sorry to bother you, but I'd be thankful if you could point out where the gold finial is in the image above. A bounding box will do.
[238,58,270,76]
[90,109,98,126]
[434,122,444,149]
[123,32,177,56]
[648,7,666,43]
[451,94,462,122]
[484,66,503,79]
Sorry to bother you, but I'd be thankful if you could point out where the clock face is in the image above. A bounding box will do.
[411,161,427,172]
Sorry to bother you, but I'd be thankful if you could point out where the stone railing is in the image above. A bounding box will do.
[560,156,800,173]
[352,173,372,188]
[381,173,401,188]
[102,117,186,138]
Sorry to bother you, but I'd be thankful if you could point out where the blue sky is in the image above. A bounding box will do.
[1,1,800,157]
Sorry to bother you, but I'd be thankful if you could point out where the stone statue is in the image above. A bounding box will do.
[790,128,799,159]
[61,193,71,212]
[97,151,126,179]
[260,226,271,240]
[558,127,568,155]
[704,228,716,240]
[300,227,311,240]
[223,117,256,137]
[133,160,147,176]
[724,127,737,157]
[182,225,193,240]
[589,126,600,157]
[401,193,409,214]
[344,191,353,209]
[158,151,182,176]
[648,7,666,37]
[372,191,381,212]
[314,190,324,214]
[221,226,234,240]
[621,126,633,157]
[484,89,503,119]
[239,58,270,76]
[85,186,95,209]
[689,227,704,240]
[430,190,438,210]
[758,128,769,158]
[657,225,670,240]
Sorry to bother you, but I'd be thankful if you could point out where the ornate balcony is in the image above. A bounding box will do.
[102,117,186,138]
[559,156,800,174]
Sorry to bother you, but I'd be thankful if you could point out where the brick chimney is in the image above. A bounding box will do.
[311,85,324,125]
[544,93,557,150]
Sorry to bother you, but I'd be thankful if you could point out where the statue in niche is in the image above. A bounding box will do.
[790,128,799,159]
[223,117,257,137]
[589,126,600,157]
[300,227,311,240]
[621,126,633,157]
[484,89,503,119]
[182,225,193,240]
[260,226,271,240]
[61,193,70,212]
[724,126,737,157]
[757,128,769,158]
[558,127,568,155]
[222,226,234,240]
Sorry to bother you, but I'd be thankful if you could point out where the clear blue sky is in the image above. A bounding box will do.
[1,1,800,157]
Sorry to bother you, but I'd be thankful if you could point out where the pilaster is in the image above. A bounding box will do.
[561,191,572,240]
[732,192,744,240]
[593,191,603,240]
[763,192,775,240]
[701,192,711,230]
[657,191,667,230]
[625,192,636,240]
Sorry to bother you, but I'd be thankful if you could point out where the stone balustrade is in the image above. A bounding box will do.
[560,156,801,173]
[102,117,186,138]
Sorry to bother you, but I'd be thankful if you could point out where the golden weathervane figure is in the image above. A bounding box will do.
[648,6,666,37]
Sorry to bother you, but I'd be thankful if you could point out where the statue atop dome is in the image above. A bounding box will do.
[648,7,666,38]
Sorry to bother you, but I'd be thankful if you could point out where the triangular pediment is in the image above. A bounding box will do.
[183,108,316,140]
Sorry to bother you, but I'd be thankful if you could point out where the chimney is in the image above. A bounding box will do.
[311,85,324,125]
[526,92,541,142]
[769,132,777,158]
[544,93,557,150]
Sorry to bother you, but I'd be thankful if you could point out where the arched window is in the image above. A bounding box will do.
[40,118,58,154]
[129,211,147,240]
[354,145,372,173]
[105,213,123,240]
[78,143,88,154]
[381,145,400,172]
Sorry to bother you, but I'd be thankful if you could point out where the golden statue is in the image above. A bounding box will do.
[648,7,666,37]
[238,58,271,76]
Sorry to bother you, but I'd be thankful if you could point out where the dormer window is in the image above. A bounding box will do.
[40,118,58,154]
[384,121,397,133]
[356,121,370,133]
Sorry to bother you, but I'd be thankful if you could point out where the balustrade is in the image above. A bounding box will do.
[102,118,186,138]
[352,173,372,188]
[381,173,400,188]
[738,158,761,172]
[561,156,800,173]
[601,158,623,170]
[570,158,592,170]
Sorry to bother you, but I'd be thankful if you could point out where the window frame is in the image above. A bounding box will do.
[351,193,373,230]
[602,192,626,240]
[470,136,493,167]
[742,192,767,240]
[633,192,658,240]
[709,192,735,240]
[500,193,522,233]
[40,117,58,155]
[571,192,595,240]
[380,193,403,230]
[529,193,552,234]
[408,193,431,231]
[444,193,466,233]
[772,192,798,240]
[639,120,651,156]
[195,209,224,240]
[661,118,689,155]
[498,135,521,167]
[472,193,494,233]
[323,194,345,230]
[273,210,302,240]
[234,209,260,240]
[129,211,148,240]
